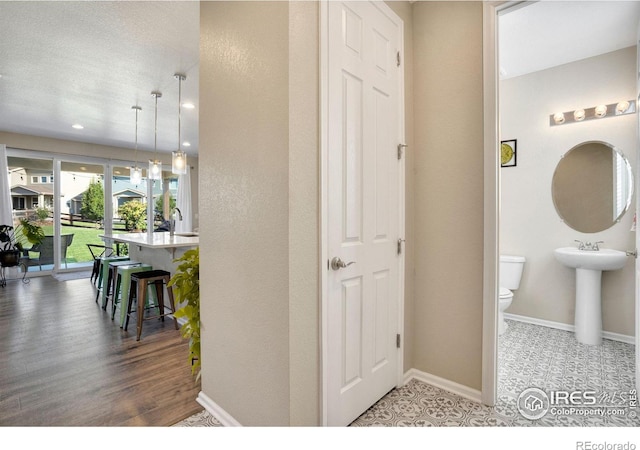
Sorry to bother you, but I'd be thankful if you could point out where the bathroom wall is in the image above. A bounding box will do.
[500,46,636,337]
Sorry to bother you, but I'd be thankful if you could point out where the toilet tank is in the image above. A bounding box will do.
[500,255,526,290]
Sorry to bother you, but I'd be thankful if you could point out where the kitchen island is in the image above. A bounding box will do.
[99,231,199,318]
[99,231,198,274]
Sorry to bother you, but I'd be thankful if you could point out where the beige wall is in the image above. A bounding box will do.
[288,0,320,426]
[199,1,291,426]
[0,131,199,229]
[412,1,484,390]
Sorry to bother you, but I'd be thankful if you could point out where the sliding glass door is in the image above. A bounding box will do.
[58,161,105,270]
[6,148,186,274]
[6,154,54,272]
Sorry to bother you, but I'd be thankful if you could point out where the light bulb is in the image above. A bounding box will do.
[130,166,142,184]
[149,160,161,180]
[616,101,630,114]
[573,109,585,121]
[553,112,565,124]
[595,105,607,118]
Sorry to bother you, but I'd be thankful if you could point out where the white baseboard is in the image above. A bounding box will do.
[403,368,482,404]
[504,313,635,345]
[196,391,242,426]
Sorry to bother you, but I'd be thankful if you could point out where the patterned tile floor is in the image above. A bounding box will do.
[173,320,638,427]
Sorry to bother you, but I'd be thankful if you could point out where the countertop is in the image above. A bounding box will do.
[99,231,199,249]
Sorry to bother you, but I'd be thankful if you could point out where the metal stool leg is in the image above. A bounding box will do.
[164,275,179,330]
[136,279,148,341]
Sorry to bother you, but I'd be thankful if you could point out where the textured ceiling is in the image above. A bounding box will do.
[0,1,199,156]
[500,1,640,79]
[2,1,638,156]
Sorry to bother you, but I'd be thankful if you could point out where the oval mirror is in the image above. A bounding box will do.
[551,141,634,233]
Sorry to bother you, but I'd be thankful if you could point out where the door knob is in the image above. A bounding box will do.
[331,257,356,271]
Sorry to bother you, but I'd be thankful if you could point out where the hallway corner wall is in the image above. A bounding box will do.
[411,1,485,390]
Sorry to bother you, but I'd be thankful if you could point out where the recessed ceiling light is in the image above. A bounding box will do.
[182,102,195,109]
[72,124,84,129]
[114,170,121,175]
[182,141,191,147]
[80,166,86,171]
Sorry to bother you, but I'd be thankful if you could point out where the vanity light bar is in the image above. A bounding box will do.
[549,100,636,127]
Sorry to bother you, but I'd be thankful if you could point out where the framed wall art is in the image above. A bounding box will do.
[501,139,517,168]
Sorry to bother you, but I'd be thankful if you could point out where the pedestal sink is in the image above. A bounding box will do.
[554,247,627,345]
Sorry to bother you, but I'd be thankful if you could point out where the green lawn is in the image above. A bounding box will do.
[40,225,126,264]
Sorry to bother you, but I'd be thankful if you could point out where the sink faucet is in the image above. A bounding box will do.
[169,208,183,237]
[575,240,603,251]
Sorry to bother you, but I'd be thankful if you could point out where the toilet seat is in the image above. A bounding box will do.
[499,287,513,300]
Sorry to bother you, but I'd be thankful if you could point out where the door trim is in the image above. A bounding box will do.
[482,0,514,407]
[319,0,406,426]
[482,1,499,408]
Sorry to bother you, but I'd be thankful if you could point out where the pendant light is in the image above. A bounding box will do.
[130,105,142,184]
[172,73,187,175]
[149,91,162,181]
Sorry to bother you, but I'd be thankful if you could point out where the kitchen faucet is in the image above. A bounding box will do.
[170,208,183,236]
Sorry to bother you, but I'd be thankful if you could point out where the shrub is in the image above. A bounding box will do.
[36,207,50,221]
[118,200,147,231]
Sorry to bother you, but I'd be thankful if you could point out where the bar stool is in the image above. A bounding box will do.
[95,255,129,303]
[103,260,141,310]
[112,264,154,326]
[87,244,114,284]
[124,270,178,341]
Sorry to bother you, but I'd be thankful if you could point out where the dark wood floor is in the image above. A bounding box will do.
[0,274,202,426]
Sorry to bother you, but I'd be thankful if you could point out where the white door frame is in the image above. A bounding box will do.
[481,0,503,407]
[482,0,640,403]
[319,0,406,426]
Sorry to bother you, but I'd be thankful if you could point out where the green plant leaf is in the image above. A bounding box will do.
[169,247,200,377]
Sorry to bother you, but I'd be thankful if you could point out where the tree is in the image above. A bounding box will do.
[155,194,176,217]
[81,179,104,224]
[118,200,147,231]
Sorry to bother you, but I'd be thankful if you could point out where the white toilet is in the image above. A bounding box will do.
[499,255,526,335]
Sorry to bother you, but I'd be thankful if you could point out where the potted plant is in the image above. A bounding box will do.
[168,247,200,380]
[0,218,45,267]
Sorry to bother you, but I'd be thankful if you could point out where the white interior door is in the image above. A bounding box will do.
[325,0,404,426]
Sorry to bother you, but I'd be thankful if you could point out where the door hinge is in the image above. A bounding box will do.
[396,333,401,348]
[397,238,405,255]
[397,143,408,160]
[397,51,401,67]
[626,249,637,258]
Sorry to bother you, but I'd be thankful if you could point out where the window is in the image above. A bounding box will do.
[32,176,39,183]
[41,176,48,183]
[13,197,25,210]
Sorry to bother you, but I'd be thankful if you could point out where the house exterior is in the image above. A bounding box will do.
[9,166,176,220]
